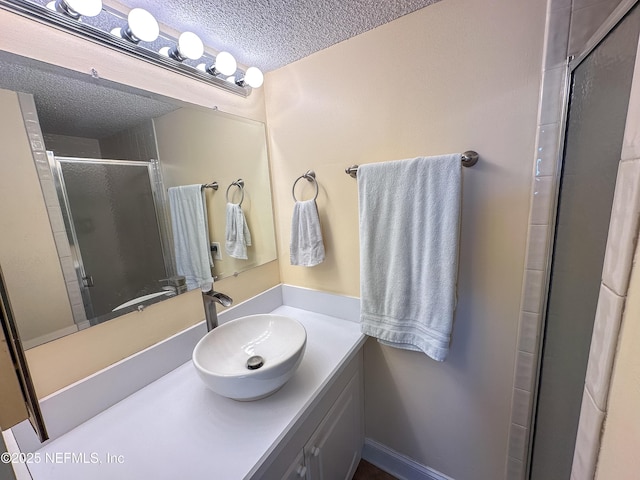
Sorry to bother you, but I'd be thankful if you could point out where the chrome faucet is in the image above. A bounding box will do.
[202,290,233,331]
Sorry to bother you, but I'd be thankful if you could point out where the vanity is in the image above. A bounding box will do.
[7,286,366,480]
[0,24,365,480]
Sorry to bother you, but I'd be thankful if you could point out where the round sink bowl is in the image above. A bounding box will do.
[192,314,307,401]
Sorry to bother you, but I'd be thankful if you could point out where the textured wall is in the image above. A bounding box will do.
[264,0,545,478]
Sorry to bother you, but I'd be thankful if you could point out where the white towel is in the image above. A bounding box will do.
[168,185,213,292]
[358,154,461,361]
[290,199,325,267]
[225,203,252,259]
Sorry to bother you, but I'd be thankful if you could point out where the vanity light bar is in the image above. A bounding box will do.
[0,0,262,97]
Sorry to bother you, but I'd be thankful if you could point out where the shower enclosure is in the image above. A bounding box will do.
[50,154,170,325]
[528,3,640,479]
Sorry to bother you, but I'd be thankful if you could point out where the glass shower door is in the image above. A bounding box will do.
[529,5,640,479]
[53,156,168,324]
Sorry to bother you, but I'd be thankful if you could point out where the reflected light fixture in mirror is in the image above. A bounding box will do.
[160,31,204,62]
[111,7,159,44]
[46,0,101,19]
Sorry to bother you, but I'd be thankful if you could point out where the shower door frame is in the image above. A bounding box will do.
[48,153,173,325]
[507,1,640,479]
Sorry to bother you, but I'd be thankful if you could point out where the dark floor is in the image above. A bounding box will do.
[352,459,398,479]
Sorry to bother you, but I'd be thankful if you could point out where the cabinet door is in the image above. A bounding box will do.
[282,450,308,480]
[305,372,362,480]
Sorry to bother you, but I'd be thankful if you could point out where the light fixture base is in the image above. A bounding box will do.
[52,0,80,19]
[121,26,141,44]
[167,46,186,62]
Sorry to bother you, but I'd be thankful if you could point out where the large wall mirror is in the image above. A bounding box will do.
[0,50,277,349]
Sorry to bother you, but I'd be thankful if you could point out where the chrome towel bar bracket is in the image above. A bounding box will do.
[201,181,219,190]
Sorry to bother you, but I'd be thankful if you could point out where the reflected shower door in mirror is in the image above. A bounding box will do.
[50,154,173,327]
[0,51,278,349]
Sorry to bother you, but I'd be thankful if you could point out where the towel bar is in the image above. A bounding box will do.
[292,170,319,202]
[345,151,479,178]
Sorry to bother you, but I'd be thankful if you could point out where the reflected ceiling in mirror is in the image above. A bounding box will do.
[0,51,277,348]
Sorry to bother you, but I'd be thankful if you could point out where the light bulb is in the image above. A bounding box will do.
[243,67,264,88]
[111,8,159,43]
[177,32,204,60]
[126,8,159,43]
[47,0,102,18]
[214,52,236,76]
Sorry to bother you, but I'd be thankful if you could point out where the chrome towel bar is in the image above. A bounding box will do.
[345,151,479,178]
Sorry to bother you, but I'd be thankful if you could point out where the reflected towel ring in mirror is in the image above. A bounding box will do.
[226,179,245,205]
[292,170,319,202]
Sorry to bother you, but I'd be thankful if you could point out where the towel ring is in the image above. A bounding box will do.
[292,170,319,202]
[226,179,245,206]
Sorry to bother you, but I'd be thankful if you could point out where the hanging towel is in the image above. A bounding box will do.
[225,203,252,259]
[168,185,214,292]
[358,154,461,361]
[290,199,325,266]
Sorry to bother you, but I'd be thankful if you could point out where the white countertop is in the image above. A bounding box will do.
[26,306,365,480]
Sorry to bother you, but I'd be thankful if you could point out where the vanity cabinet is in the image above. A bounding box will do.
[282,450,307,480]
[303,372,362,479]
[259,350,364,480]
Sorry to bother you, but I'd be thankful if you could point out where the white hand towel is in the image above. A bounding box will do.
[168,185,213,292]
[290,199,325,267]
[358,154,461,361]
[225,203,252,259]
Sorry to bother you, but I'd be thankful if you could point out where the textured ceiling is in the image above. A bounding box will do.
[115,0,443,72]
[0,52,178,138]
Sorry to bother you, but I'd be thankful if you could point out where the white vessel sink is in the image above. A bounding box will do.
[192,314,307,401]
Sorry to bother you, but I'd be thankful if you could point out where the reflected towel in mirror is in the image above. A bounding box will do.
[225,203,252,259]
[168,185,214,291]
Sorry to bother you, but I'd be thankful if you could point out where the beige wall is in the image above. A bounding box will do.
[264,0,545,478]
[596,239,640,477]
[0,89,76,342]
[0,9,280,398]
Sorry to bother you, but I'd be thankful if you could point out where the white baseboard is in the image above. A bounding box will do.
[362,438,454,480]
